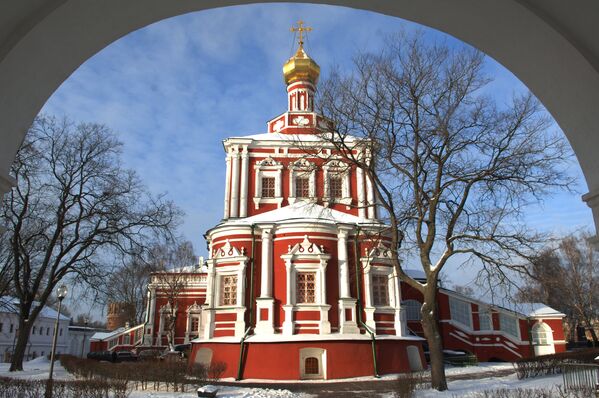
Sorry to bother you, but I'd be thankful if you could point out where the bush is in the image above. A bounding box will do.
[393,371,430,398]
[451,386,595,398]
[0,376,129,398]
[514,348,599,379]
[59,354,216,393]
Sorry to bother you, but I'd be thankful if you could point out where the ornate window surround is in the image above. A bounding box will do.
[360,245,403,335]
[253,157,284,209]
[185,301,202,343]
[281,236,331,335]
[203,240,249,339]
[322,159,352,208]
[288,158,317,204]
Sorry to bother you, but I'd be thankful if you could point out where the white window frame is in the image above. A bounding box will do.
[449,296,473,329]
[322,160,352,208]
[253,157,283,209]
[402,300,422,321]
[371,274,391,307]
[499,312,521,339]
[478,307,493,331]
[299,347,326,380]
[288,158,316,204]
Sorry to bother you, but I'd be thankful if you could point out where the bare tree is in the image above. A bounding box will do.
[518,232,598,346]
[316,33,573,390]
[0,116,181,371]
[148,240,197,351]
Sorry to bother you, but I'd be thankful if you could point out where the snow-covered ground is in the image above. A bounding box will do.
[0,360,573,397]
[0,356,73,380]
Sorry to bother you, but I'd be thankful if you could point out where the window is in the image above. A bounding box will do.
[108,338,117,349]
[296,272,316,304]
[499,313,519,338]
[0,323,3,332]
[261,177,275,198]
[329,175,343,199]
[295,176,310,198]
[191,318,199,334]
[478,309,492,330]
[123,334,130,345]
[372,275,389,306]
[9,324,13,333]
[220,275,238,306]
[449,297,472,328]
[59,328,62,337]
[32,326,36,335]
[47,327,50,336]
[532,326,548,345]
[403,300,422,321]
[305,357,319,374]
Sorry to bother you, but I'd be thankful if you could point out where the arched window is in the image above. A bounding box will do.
[305,357,319,374]
[402,300,422,321]
[532,322,550,345]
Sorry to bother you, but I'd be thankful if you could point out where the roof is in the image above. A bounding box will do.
[224,201,382,226]
[0,296,70,321]
[91,327,125,341]
[403,268,426,281]
[438,289,566,319]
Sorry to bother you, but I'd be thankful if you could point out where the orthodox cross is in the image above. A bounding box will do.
[290,20,312,47]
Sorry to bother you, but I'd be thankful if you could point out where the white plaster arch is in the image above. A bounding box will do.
[1,1,599,229]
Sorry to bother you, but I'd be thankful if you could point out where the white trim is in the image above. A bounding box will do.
[239,147,249,217]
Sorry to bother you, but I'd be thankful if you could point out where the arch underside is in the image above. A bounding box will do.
[1,0,598,230]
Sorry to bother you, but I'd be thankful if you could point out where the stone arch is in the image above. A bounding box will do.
[1,2,598,231]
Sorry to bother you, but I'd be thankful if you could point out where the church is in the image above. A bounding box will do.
[90,22,566,380]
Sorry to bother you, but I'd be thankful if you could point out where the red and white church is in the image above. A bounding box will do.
[91,25,566,380]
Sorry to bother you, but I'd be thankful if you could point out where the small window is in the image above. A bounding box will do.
[9,324,13,333]
[403,300,422,321]
[295,176,310,198]
[499,313,519,338]
[449,297,472,328]
[372,275,390,306]
[479,309,492,330]
[59,328,62,337]
[220,275,238,306]
[305,357,319,374]
[0,323,3,332]
[261,177,275,198]
[47,327,50,336]
[296,272,316,304]
[329,175,343,199]
[191,318,199,333]
[123,334,130,345]
[32,326,36,335]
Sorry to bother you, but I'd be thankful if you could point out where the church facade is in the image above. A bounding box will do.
[90,24,566,380]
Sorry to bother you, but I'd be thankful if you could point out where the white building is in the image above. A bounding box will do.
[0,297,70,362]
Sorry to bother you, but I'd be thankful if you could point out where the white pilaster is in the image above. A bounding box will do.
[230,148,240,218]
[223,154,232,219]
[337,229,350,298]
[239,147,249,217]
[282,260,294,335]
[366,174,375,219]
[260,228,273,298]
[357,167,366,218]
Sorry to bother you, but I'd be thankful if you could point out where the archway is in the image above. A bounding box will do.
[1,1,598,231]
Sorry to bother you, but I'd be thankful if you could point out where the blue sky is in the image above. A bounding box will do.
[41,3,593,311]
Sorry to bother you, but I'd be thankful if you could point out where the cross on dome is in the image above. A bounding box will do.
[290,20,312,49]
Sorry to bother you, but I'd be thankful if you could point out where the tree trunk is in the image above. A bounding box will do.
[10,318,32,371]
[588,326,599,347]
[421,285,447,391]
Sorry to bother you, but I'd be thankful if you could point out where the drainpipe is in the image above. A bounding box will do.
[236,223,256,380]
[353,225,380,378]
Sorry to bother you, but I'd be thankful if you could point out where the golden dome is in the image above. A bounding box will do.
[283,44,320,85]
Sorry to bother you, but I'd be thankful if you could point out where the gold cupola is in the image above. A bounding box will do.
[283,21,320,85]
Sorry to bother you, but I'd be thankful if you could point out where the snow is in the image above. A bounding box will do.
[232,132,358,143]
[91,326,125,340]
[130,386,313,398]
[413,373,565,397]
[0,356,74,381]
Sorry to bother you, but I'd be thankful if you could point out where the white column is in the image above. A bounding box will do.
[260,228,272,298]
[357,167,366,218]
[337,229,350,298]
[239,147,249,217]
[223,153,232,219]
[230,148,240,218]
[366,174,375,219]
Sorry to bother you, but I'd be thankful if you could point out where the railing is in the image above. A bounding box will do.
[561,363,599,392]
